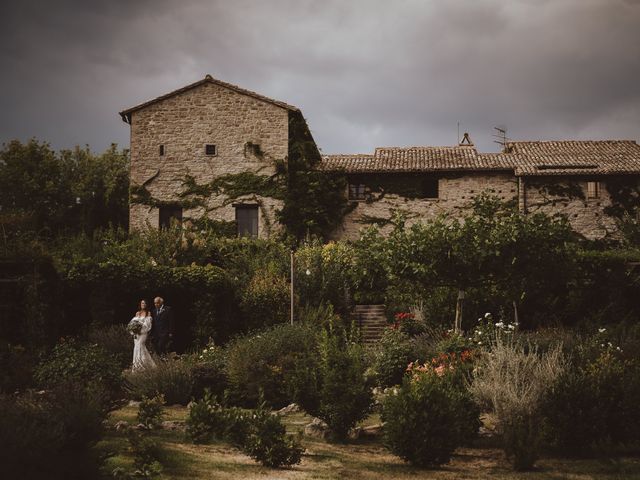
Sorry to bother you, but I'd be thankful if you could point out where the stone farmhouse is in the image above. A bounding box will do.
[120,75,640,240]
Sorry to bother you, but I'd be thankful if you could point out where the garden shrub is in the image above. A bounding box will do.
[225,323,318,408]
[408,328,445,363]
[470,336,566,470]
[124,355,194,405]
[242,402,303,468]
[0,382,110,479]
[370,328,414,387]
[297,302,343,328]
[0,342,37,393]
[189,296,220,348]
[239,264,289,329]
[34,337,122,402]
[542,346,640,455]
[112,429,165,479]
[186,391,302,468]
[382,367,480,467]
[390,311,427,337]
[186,343,228,400]
[294,241,357,314]
[186,389,231,443]
[292,324,373,441]
[137,394,165,429]
[87,323,132,368]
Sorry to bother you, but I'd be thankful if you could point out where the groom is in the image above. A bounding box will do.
[151,296,174,355]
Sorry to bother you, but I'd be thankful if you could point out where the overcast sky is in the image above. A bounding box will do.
[1,0,639,154]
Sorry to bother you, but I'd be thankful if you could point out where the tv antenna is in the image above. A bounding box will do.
[493,126,509,151]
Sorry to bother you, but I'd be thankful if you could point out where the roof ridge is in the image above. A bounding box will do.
[323,153,374,157]
[375,145,477,150]
[119,74,298,122]
[508,139,638,144]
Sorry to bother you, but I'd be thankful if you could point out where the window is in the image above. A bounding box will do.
[587,181,599,199]
[159,145,165,156]
[159,205,182,229]
[235,205,258,238]
[421,177,439,198]
[348,183,366,200]
[205,144,217,156]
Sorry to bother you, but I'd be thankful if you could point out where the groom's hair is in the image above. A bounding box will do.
[154,296,164,303]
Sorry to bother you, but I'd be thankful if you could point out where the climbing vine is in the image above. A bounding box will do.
[603,177,640,218]
[129,111,355,240]
[179,172,285,205]
[276,111,355,241]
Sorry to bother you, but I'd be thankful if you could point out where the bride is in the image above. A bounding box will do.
[129,299,157,371]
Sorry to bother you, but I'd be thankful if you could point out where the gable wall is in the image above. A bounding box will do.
[128,82,289,236]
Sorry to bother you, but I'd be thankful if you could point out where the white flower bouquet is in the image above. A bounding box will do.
[127,318,143,336]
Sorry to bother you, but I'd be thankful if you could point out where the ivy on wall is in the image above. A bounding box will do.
[356,209,419,227]
[526,178,585,211]
[275,111,355,241]
[179,172,285,205]
[129,112,355,241]
[603,177,640,218]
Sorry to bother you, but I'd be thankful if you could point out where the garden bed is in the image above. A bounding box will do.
[100,405,640,480]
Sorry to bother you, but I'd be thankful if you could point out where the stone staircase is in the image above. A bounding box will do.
[353,304,388,344]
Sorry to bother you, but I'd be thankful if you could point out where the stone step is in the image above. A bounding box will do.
[352,304,387,344]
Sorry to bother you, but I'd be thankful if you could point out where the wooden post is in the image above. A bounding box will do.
[513,300,519,329]
[454,289,465,333]
[290,250,294,325]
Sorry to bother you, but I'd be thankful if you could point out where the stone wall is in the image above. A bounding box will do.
[524,177,618,240]
[128,81,289,237]
[332,172,519,240]
[333,173,622,241]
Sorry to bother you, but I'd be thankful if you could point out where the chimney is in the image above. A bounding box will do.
[459,132,474,146]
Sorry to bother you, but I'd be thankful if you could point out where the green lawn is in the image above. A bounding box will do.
[100,405,640,480]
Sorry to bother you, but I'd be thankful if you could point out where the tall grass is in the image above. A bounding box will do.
[470,335,566,470]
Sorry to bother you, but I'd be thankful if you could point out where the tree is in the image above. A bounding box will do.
[362,194,575,330]
[0,140,129,236]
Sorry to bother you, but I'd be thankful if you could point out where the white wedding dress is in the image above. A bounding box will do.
[131,315,157,371]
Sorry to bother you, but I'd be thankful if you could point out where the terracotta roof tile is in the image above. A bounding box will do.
[320,140,640,176]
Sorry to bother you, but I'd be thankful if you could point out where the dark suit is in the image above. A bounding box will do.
[151,305,174,354]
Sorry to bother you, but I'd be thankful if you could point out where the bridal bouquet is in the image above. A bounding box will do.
[127,318,143,336]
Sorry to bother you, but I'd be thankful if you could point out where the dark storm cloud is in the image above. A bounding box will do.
[1,0,639,154]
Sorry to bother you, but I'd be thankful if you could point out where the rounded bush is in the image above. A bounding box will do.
[225,323,318,408]
[542,352,640,455]
[34,337,122,400]
[382,370,479,467]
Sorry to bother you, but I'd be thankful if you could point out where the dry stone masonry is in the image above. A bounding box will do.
[120,75,640,240]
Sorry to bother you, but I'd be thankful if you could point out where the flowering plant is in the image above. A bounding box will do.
[406,349,475,381]
[127,318,143,336]
[390,311,425,336]
[390,312,414,329]
[470,312,517,348]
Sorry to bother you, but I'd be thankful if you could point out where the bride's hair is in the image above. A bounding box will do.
[138,299,149,314]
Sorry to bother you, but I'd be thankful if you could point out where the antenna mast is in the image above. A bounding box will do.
[493,126,509,151]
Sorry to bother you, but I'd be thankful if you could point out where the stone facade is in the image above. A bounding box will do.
[332,172,518,240]
[125,78,290,237]
[523,178,618,239]
[121,76,640,241]
[334,174,622,241]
